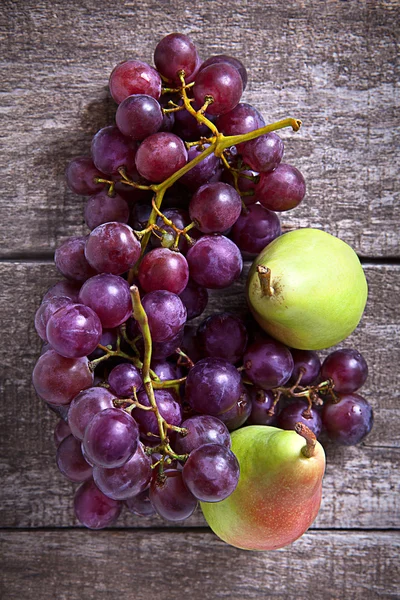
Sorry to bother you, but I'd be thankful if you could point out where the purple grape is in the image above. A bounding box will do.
[91,126,138,176]
[108,363,143,397]
[130,201,152,231]
[322,393,373,445]
[35,296,72,341]
[135,132,188,183]
[83,408,139,468]
[84,190,130,231]
[186,235,243,289]
[46,303,102,359]
[174,415,231,455]
[42,280,81,303]
[197,312,247,364]
[32,350,93,405]
[290,350,321,386]
[182,443,239,502]
[180,144,220,189]
[222,167,259,204]
[54,419,72,448]
[88,328,118,360]
[179,279,208,320]
[56,434,93,483]
[240,133,284,173]
[125,489,156,517]
[151,329,184,360]
[55,236,98,282]
[150,469,197,521]
[244,336,294,390]
[198,55,248,90]
[138,248,189,295]
[189,182,242,234]
[231,203,281,258]
[151,360,178,382]
[66,156,106,195]
[135,389,182,438]
[185,357,242,416]
[247,388,277,425]
[151,208,201,255]
[255,163,306,211]
[93,443,152,500]
[109,60,162,104]
[141,290,187,343]
[154,33,200,83]
[218,388,252,431]
[277,400,322,438]
[159,94,176,132]
[68,387,116,441]
[193,63,243,116]
[74,479,121,529]
[173,101,214,142]
[78,274,132,329]
[85,222,141,275]
[216,103,264,138]
[321,349,368,394]
[116,94,163,140]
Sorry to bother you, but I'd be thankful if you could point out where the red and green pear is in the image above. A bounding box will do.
[201,424,326,551]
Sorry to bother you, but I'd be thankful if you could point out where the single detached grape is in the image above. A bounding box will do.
[56,434,93,483]
[46,303,102,359]
[66,156,106,195]
[174,415,231,455]
[154,33,200,83]
[185,357,242,415]
[198,55,248,90]
[108,363,143,397]
[74,479,121,529]
[277,400,322,438]
[35,296,72,341]
[55,236,97,282]
[135,132,188,182]
[321,349,368,393]
[68,387,116,441]
[141,290,187,343]
[322,393,373,445]
[182,443,240,502]
[125,489,156,517]
[186,235,243,289]
[290,349,321,386]
[150,469,198,521]
[179,279,208,320]
[194,63,243,116]
[231,203,281,257]
[109,60,162,104]
[91,125,138,175]
[83,408,139,468]
[255,163,306,211]
[84,190,129,231]
[32,349,93,405]
[138,248,189,295]
[93,443,152,500]
[79,273,132,329]
[189,182,242,234]
[116,94,163,140]
[244,336,294,390]
[85,222,141,275]
[197,312,248,364]
[247,388,277,426]
[54,419,72,448]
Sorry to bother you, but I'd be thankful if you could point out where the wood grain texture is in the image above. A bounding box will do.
[0,261,399,529]
[1,0,399,257]
[1,530,399,600]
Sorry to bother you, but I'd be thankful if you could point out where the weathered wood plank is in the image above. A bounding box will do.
[0,530,399,600]
[0,261,399,529]
[0,1,399,256]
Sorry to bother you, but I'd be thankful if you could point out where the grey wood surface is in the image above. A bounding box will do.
[0,0,399,598]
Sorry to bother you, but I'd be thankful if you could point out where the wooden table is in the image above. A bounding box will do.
[1,1,399,598]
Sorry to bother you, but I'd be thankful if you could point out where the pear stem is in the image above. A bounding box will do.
[294,422,317,458]
[257,265,274,297]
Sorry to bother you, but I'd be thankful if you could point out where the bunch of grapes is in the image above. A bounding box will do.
[32,33,373,530]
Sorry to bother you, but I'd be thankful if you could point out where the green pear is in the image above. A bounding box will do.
[201,424,326,551]
[247,228,368,350]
